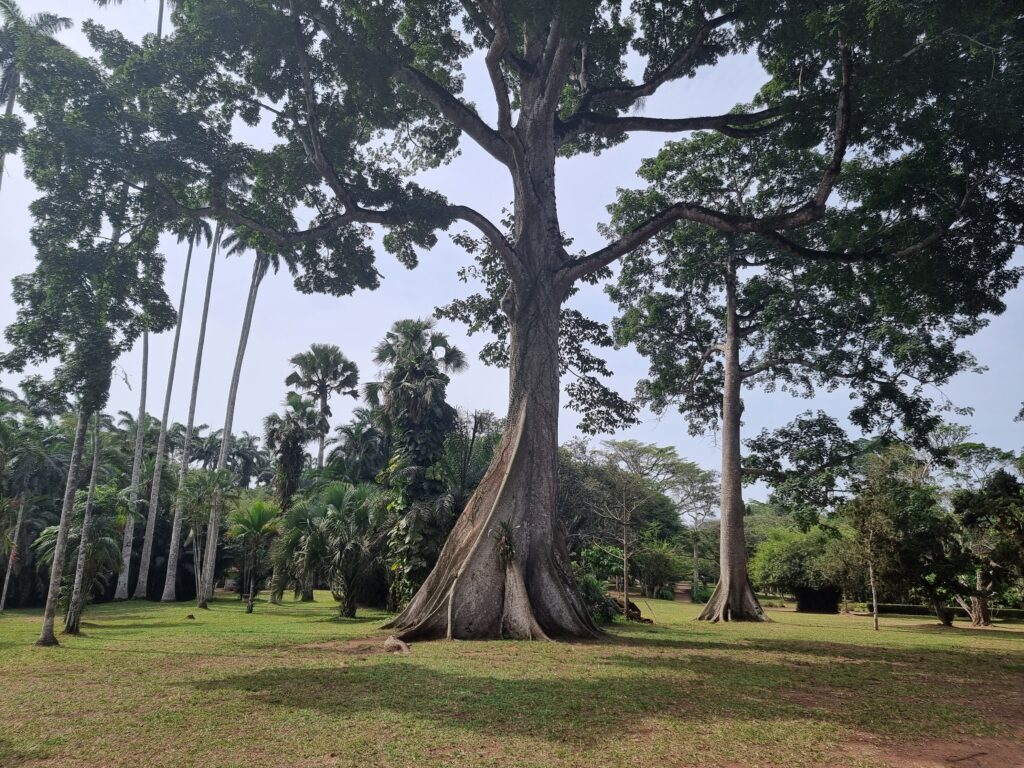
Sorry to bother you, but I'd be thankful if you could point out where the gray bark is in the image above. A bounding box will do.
[317,392,327,470]
[691,532,700,603]
[37,410,89,646]
[385,274,596,640]
[162,225,221,602]
[869,559,879,631]
[698,255,766,622]
[64,419,101,634]
[135,237,195,598]
[0,73,19,195]
[198,257,262,607]
[114,333,149,600]
[0,492,26,612]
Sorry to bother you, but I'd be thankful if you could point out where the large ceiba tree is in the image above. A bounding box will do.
[19,0,1023,638]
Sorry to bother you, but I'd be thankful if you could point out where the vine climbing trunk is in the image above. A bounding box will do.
[385,277,596,640]
[162,225,220,602]
[698,255,765,622]
[65,418,101,634]
[198,257,262,608]
[37,409,89,646]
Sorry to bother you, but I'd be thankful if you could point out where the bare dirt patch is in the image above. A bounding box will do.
[842,736,1024,767]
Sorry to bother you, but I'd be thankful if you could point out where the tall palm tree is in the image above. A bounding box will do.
[160,221,218,602]
[285,344,359,470]
[36,408,87,646]
[327,407,391,483]
[133,225,202,599]
[198,245,296,607]
[264,392,323,513]
[114,338,148,600]
[226,500,278,613]
[0,1,70,194]
[63,415,101,634]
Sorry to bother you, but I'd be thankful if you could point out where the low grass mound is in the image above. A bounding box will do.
[1,596,1022,767]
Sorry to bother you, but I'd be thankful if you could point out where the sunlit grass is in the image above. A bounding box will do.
[1,595,1021,767]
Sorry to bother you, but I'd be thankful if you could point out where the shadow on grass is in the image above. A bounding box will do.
[191,633,1023,745]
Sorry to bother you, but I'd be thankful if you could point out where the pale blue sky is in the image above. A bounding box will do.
[2,2,1021,495]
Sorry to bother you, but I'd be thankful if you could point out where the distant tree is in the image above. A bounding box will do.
[286,344,359,470]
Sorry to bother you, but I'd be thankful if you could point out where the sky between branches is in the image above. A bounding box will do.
[1,0,1021,494]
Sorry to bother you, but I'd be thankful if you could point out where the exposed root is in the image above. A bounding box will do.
[697,576,768,622]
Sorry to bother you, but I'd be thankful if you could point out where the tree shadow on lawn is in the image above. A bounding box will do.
[191,635,1023,746]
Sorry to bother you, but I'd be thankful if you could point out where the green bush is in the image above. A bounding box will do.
[575,572,619,624]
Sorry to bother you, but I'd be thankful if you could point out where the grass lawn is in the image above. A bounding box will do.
[1,595,1022,767]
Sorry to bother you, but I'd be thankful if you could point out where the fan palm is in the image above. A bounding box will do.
[285,344,359,470]
[0,0,70,194]
[227,500,279,613]
[264,392,324,513]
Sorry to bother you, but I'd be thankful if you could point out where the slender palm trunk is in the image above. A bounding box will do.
[114,333,149,600]
[698,255,765,622]
[317,392,327,470]
[198,258,262,607]
[622,520,630,620]
[245,549,255,613]
[0,74,19,195]
[156,0,166,40]
[37,410,89,646]
[161,226,221,601]
[869,559,879,631]
[135,237,195,598]
[65,418,101,634]
[691,530,700,603]
[0,491,27,612]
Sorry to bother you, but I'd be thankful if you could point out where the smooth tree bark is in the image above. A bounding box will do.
[36,409,88,646]
[0,491,26,611]
[114,332,149,600]
[385,270,595,640]
[197,256,262,608]
[698,255,766,622]
[64,417,101,634]
[161,225,221,602]
[134,236,195,599]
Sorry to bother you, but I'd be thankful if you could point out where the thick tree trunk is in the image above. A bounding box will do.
[135,238,194,599]
[0,492,26,612]
[37,410,89,646]
[114,334,149,600]
[384,288,597,640]
[162,226,220,602]
[932,598,954,627]
[698,258,765,622]
[64,419,101,634]
[198,258,261,608]
[0,74,18,195]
